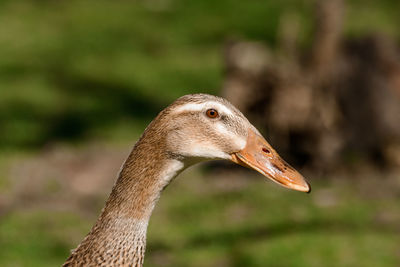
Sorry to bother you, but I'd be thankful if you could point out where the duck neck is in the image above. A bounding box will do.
[64,133,186,266]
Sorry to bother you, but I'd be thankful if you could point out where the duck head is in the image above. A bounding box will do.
[160,94,310,193]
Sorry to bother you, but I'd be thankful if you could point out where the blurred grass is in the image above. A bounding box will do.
[1,0,399,150]
[0,211,90,267]
[0,168,399,267]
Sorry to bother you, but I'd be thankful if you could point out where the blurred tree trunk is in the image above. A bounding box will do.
[222,0,400,172]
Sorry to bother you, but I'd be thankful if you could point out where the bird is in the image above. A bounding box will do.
[63,93,310,266]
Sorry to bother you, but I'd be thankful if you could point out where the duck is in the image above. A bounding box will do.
[63,93,310,266]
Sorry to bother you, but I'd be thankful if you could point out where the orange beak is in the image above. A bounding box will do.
[231,129,311,193]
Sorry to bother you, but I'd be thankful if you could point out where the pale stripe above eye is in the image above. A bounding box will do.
[173,102,234,116]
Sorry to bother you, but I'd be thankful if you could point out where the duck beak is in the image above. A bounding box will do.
[231,129,311,193]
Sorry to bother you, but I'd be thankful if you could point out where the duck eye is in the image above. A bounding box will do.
[206,109,219,118]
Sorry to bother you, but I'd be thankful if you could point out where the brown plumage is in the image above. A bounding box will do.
[63,94,310,266]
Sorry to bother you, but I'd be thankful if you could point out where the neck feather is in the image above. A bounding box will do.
[64,128,185,266]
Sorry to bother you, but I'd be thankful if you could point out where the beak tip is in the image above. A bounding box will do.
[292,183,311,193]
[304,181,311,194]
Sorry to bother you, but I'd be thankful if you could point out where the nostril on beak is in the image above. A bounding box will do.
[262,147,270,154]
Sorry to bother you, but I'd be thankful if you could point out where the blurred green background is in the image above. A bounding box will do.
[0,0,399,266]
